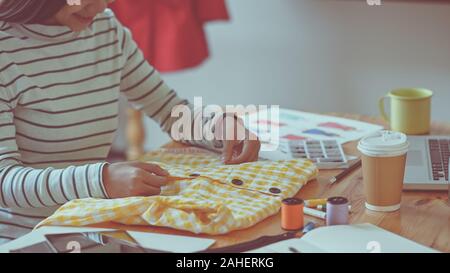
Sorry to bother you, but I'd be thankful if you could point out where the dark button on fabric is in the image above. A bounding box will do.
[231,179,244,186]
[269,187,281,194]
[189,173,200,177]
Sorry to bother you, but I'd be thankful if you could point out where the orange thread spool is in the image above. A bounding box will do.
[281,198,304,230]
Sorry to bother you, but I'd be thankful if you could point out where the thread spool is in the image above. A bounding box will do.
[326,197,349,226]
[317,204,352,213]
[281,198,304,230]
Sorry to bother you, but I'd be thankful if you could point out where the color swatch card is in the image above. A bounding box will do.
[243,108,384,153]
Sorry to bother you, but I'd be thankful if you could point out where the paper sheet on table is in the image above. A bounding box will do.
[243,108,383,151]
[127,231,215,253]
[247,224,438,253]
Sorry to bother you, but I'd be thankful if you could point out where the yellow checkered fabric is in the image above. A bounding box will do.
[36,150,318,234]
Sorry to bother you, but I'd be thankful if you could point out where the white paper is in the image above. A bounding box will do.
[244,108,383,149]
[301,223,438,253]
[248,223,438,253]
[127,231,216,253]
[246,239,326,253]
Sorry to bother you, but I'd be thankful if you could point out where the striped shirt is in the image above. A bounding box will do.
[0,9,221,245]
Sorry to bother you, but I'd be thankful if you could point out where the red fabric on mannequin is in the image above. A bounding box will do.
[194,0,230,22]
[110,0,229,72]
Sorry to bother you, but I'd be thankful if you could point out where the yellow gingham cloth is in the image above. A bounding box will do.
[36,150,318,234]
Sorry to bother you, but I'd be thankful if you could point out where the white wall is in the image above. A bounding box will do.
[114,0,450,151]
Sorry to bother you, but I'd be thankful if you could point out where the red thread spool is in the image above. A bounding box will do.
[281,198,304,230]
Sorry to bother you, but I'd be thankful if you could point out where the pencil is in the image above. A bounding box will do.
[329,159,362,184]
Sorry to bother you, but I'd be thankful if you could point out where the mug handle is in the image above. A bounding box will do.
[378,96,390,123]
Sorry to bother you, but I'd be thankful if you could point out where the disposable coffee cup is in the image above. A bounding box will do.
[358,130,409,212]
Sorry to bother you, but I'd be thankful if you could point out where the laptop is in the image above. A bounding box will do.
[404,136,450,190]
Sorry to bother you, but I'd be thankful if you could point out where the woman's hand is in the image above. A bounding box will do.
[218,114,261,165]
[102,162,170,198]
[223,134,261,165]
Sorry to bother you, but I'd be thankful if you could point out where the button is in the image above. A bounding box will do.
[189,173,200,177]
[269,187,281,194]
[231,179,244,186]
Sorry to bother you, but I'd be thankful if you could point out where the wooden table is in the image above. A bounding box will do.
[100,114,450,252]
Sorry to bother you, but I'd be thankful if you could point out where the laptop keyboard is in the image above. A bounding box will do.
[429,139,449,181]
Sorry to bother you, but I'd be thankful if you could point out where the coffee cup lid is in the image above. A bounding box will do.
[358,130,409,157]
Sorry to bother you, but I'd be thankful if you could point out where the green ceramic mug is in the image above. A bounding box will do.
[379,88,433,135]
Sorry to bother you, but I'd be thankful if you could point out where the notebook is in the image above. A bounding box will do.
[247,223,438,253]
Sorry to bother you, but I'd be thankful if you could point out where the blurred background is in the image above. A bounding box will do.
[112,0,450,154]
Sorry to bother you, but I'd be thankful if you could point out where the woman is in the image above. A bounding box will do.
[0,0,260,244]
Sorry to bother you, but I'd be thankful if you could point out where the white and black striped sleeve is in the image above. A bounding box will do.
[0,81,109,209]
[116,18,223,151]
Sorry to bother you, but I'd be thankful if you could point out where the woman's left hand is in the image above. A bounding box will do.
[219,115,261,165]
[223,136,261,164]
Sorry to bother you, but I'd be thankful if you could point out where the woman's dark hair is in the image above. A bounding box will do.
[0,0,66,24]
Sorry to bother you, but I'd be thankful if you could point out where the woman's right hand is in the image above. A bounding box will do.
[102,162,170,199]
